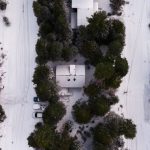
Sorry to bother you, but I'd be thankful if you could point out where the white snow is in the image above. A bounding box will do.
[0,0,149,149]
[0,0,38,150]
[113,0,150,150]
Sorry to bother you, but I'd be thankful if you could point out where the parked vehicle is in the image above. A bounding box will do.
[32,112,43,118]
[33,97,40,102]
[33,104,41,110]
[33,103,48,111]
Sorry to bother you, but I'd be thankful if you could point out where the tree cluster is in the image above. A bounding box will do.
[76,11,125,63]
[28,123,79,150]
[93,113,136,149]
[30,65,73,150]
[72,82,119,124]
[75,11,128,88]
[33,0,78,64]
[33,65,58,102]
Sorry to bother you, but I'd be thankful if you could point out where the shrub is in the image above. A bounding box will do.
[3,16,10,26]
[110,0,125,14]
[0,0,7,10]
[0,105,6,122]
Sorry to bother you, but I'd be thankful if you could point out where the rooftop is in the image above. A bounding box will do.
[56,65,85,88]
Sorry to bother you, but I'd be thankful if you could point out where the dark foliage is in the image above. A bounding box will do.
[43,101,66,125]
[72,101,93,124]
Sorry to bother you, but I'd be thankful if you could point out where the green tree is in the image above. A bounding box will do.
[87,11,110,43]
[43,101,66,125]
[115,57,128,77]
[122,119,136,139]
[108,40,123,56]
[93,124,113,145]
[47,41,63,61]
[33,65,49,85]
[89,96,110,116]
[28,124,59,149]
[80,41,102,65]
[62,46,78,61]
[95,62,114,80]
[84,82,101,97]
[72,102,93,124]
[36,38,48,64]
[35,80,58,102]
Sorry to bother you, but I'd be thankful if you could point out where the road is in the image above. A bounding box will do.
[0,0,38,149]
[115,0,150,149]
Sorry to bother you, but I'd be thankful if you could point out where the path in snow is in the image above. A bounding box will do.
[114,0,150,149]
[0,0,38,150]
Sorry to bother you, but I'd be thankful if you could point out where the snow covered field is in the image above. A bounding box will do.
[0,0,38,149]
[114,0,150,149]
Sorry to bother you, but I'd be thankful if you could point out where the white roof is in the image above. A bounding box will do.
[76,2,99,26]
[77,8,94,26]
[56,65,85,88]
[72,0,93,9]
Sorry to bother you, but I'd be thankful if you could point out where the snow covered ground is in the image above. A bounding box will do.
[113,0,150,149]
[0,0,149,149]
[0,0,38,149]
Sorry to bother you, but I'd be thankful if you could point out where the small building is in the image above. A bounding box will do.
[71,0,99,29]
[56,65,85,88]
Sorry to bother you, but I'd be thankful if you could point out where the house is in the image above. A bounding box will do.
[71,0,99,29]
[56,65,85,88]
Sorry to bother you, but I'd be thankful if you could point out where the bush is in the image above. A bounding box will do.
[0,105,6,122]
[110,0,125,14]
[0,0,7,10]
[43,101,66,125]
[3,16,10,26]
[72,102,93,124]
[122,119,136,139]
